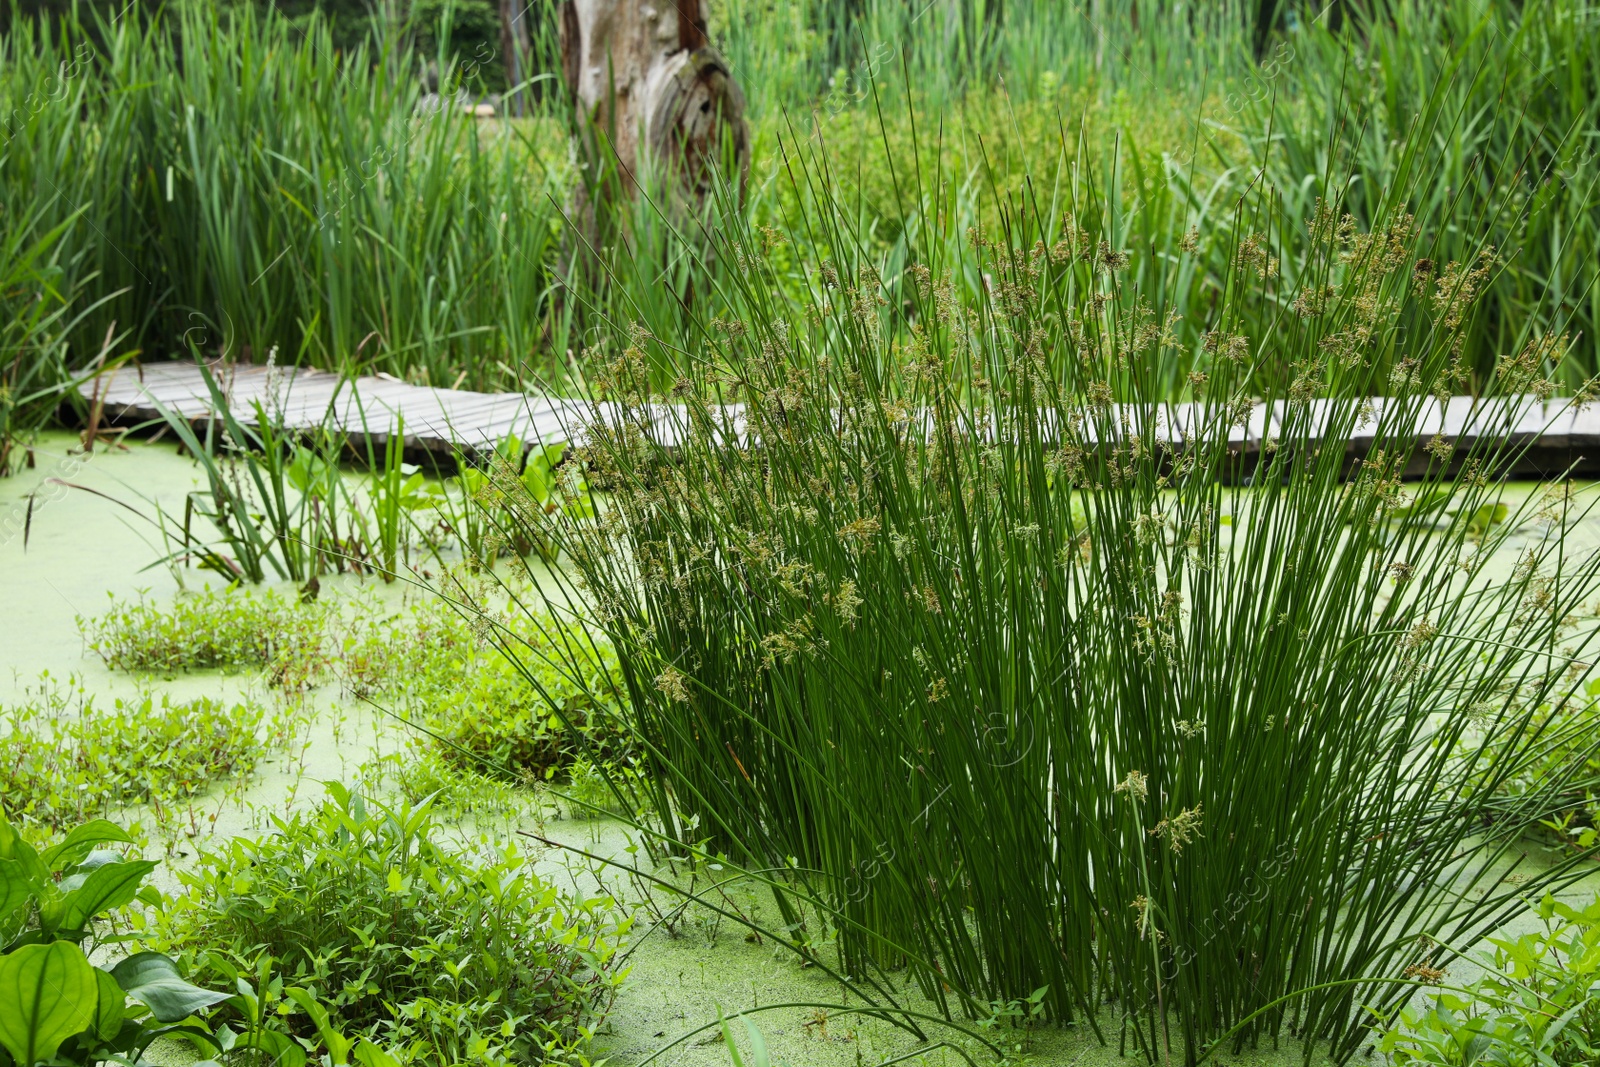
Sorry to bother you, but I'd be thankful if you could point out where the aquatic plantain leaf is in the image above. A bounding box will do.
[110,952,229,1023]
[0,941,98,1065]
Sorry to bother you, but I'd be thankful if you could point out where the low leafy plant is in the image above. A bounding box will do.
[1378,893,1600,1066]
[0,680,297,838]
[339,590,630,784]
[79,588,328,690]
[151,785,630,1066]
[428,438,595,570]
[0,813,232,1067]
[559,756,653,821]
[1475,679,1600,855]
[360,751,521,821]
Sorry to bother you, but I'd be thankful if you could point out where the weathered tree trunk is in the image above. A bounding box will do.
[558,0,749,286]
[497,0,532,116]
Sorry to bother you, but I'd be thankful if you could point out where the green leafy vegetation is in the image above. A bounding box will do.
[87,362,595,583]
[1380,893,1600,1066]
[428,439,597,569]
[80,588,328,688]
[1479,678,1600,853]
[361,750,522,820]
[0,813,233,1067]
[0,681,297,840]
[76,576,628,800]
[341,591,633,788]
[151,784,631,1066]
[0,813,408,1067]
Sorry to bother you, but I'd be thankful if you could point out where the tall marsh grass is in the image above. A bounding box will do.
[492,114,1600,1063]
[1,4,569,393]
[0,201,122,473]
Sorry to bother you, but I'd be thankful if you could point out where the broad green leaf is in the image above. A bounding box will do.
[742,1017,771,1067]
[232,1028,308,1067]
[522,457,551,502]
[0,941,98,1065]
[41,821,135,873]
[495,435,524,467]
[57,849,130,893]
[0,823,48,885]
[352,1039,400,1067]
[110,952,230,1023]
[92,966,125,1042]
[0,857,39,928]
[58,860,157,932]
[284,986,352,1065]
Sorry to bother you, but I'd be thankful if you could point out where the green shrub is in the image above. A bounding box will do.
[80,589,328,690]
[0,812,409,1067]
[151,785,631,1066]
[1379,894,1600,1066]
[341,596,632,784]
[0,682,296,838]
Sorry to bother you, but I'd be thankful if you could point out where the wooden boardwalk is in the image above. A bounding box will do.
[80,360,1600,478]
[81,360,593,463]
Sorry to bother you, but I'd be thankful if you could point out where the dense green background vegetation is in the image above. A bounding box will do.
[2,0,1597,477]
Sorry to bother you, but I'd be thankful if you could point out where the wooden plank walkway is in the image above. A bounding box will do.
[80,360,591,463]
[79,360,1600,478]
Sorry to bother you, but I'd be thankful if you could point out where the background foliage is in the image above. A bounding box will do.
[0,0,1595,465]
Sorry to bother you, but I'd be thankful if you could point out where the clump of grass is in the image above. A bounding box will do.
[2,5,569,390]
[0,677,297,837]
[80,587,328,690]
[0,205,93,476]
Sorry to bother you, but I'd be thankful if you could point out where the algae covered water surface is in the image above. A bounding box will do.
[5,431,1595,1066]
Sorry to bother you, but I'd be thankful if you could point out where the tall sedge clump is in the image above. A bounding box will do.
[502,109,1600,1064]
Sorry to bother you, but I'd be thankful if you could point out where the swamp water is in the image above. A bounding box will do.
[4,430,1597,1066]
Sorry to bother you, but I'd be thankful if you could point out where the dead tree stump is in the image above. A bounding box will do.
[558,0,749,297]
